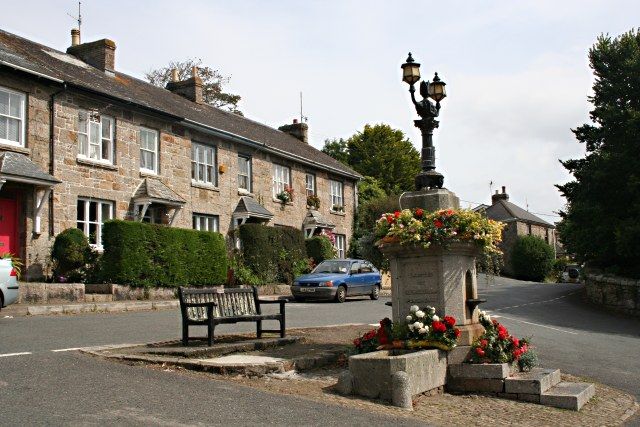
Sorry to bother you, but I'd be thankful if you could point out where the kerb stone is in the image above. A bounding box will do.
[504,368,561,394]
[540,382,595,411]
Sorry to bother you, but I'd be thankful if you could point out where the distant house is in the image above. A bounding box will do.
[0,28,361,279]
[482,186,556,276]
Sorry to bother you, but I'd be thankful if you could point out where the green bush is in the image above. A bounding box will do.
[305,236,334,264]
[51,228,91,281]
[98,220,227,287]
[239,224,308,285]
[511,235,555,282]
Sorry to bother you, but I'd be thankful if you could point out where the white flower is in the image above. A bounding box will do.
[429,307,436,314]
[479,310,486,317]
[432,315,440,322]
[485,315,492,322]
[406,315,413,322]
[413,322,423,330]
[410,305,419,313]
[408,323,414,331]
[416,310,425,318]
[418,327,427,335]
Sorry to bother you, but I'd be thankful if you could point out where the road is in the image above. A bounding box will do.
[1,277,639,425]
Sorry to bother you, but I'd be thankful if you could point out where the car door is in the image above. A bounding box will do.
[360,262,376,292]
[347,262,363,295]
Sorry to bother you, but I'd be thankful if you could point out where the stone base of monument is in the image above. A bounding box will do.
[455,323,485,346]
[336,349,447,409]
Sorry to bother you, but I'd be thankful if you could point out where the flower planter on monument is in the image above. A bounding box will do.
[378,188,485,346]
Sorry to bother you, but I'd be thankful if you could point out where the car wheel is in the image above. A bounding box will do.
[335,286,346,303]
[370,285,380,300]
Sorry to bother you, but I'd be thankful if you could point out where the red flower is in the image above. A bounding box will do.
[443,316,456,327]
[511,337,520,347]
[480,339,488,348]
[394,210,401,218]
[377,327,388,345]
[432,321,447,333]
[386,215,394,224]
[497,325,509,340]
[513,348,522,359]
[454,328,461,338]
[415,208,424,218]
[364,330,376,340]
[353,338,361,346]
[434,220,444,228]
[445,209,454,216]
[492,319,498,325]
[475,348,485,357]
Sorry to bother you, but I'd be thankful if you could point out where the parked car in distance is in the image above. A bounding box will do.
[291,259,382,303]
[561,264,581,283]
[0,257,19,311]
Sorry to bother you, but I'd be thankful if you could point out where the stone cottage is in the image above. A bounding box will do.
[0,28,360,280]
[479,186,556,276]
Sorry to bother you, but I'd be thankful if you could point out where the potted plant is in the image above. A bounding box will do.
[276,185,294,204]
[332,204,345,212]
[306,194,320,210]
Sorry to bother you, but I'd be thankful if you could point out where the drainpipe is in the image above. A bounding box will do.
[49,84,66,236]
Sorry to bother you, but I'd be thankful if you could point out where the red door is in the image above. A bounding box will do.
[0,198,18,256]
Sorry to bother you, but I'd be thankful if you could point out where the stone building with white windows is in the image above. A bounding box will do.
[0,28,360,279]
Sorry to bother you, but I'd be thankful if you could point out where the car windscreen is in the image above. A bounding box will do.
[313,260,351,274]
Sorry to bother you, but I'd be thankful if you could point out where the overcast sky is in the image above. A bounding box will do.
[3,1,638,219]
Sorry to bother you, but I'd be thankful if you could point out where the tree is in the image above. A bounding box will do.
[556,29,640,277]
[511,236,555,282]
[146,58,242,114]
[321,138,349,165]
[357,176,386,205]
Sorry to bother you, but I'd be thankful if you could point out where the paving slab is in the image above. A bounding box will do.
[504,368,561,394]
[540,381,595,411]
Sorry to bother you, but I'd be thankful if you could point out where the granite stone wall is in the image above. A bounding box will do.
[585,273,640,317]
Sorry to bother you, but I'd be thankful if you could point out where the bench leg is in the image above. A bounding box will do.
[207,322,214,346]
[280,316,286,338]
[182,323,189,346]
[256,319,262,338]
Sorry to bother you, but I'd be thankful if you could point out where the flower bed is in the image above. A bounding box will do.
[469,312,537,371]
[375,208,503,257]
[353,305,461,353]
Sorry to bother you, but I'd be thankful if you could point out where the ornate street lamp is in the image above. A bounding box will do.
[401,52,447,190]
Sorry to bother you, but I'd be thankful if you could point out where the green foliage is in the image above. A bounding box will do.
[357,176,386,206]
[0,253,23,280]
[98,220,227,287]
[518,348,538,372]
[556,29,640,278]
[476,250,504,277]
[145,58,242,114]
[51,228,91,281]
[305,236,334,265]
[239,224,308,285]
[321,138,349,165]
[511,235,555,282]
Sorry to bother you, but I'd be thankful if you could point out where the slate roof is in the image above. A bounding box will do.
[0,29,361,180]
[485,199,554,228]
[0,151,61,185]
[133,178,186,204]
[303,209,335,229]
[233,196,273,219]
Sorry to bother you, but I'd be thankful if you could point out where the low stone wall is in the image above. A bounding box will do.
[585,273,640,317]
[18,283,85,304]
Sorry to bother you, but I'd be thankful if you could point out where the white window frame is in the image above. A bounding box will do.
[77,110,114,163]
[139,127,159,174]
[76,198,114,249]
[335,234,346,259]
[192,214,219,232]
[0,86,26,147]
[330,180,344,210]
[272,164,291,198]
[191,142,216,185]
[305,173,316,197]
[238,155,252,192]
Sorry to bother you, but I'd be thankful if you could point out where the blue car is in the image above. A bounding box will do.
[291,259,382,303]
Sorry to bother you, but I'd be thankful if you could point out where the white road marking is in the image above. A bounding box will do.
[0,352,32,358]
[495,314,579,335]
[493,290,580,311]
[51,347,83,352]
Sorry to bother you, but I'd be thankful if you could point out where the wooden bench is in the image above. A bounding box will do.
[178,286,286,346]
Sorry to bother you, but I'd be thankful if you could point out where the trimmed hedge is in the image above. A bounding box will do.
[99,220,227,287]
[305,236,334,264]
[52,227,91,281]
[511,235,555,282]
[239,224,308,284]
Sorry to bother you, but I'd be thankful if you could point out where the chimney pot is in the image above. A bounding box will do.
[166,70,204,104]
[293,119,298,124]
[491,185,509,204]
[502,186,506,194]
[171,68,179,82]
[191,66,198,78]
[71,29,80,47]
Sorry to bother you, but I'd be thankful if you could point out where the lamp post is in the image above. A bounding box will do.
[401,52,447,190]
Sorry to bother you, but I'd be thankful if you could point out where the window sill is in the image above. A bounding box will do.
[76,157,118,170]
[0,142,30,155]
[191,181,220,192]
[272,198,293,206]
[140,170,158,178]
[330,210,346,216]
[238,188,253,196]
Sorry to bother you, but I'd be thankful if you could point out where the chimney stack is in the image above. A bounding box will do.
[67,36,116,75]
[279,119,309,144]
[491,186,509,204]
[71,29,80,47]
[165,67,204,104]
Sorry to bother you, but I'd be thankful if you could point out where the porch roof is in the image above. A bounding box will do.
[0,151,60,186]
[132,178,185,206]
[233,196,273,220]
